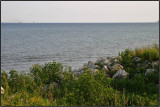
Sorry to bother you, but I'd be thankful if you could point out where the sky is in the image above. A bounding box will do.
[1,1,159,23]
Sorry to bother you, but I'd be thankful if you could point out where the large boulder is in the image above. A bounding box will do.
[112,69,129,79]
[111,64,123,71]
[1,87,4,94]
[145,69,158,75]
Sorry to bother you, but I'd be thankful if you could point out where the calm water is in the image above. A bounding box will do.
[1,23,159,72]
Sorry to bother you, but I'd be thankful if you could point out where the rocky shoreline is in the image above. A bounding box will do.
[72,55,159,79]
[1,55,159,95]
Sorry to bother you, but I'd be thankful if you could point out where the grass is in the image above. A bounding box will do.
[135,43,159,61]
[1,43,159,106]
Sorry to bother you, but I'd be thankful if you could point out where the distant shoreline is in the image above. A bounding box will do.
[1,22,158,24]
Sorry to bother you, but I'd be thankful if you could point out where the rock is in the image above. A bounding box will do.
[111,64,123,71]
[133,57,141,63]
[73,67,84,73]
[91,69,99,74]
[1,87,4,94]
[145,60,148,63]
[107,65,112,71]
[147,62,152,66]
[73,67,85,78]
[137,62,148,69]
[107,56,112,59]
[137,63,141,68]
[102,65,109,72]
[112,59,118,64]
[96,57,106,63]
[112,69,129,79]
[145,69,158,75]
[84,61,98,69]
[111,56,116,60]
[103,59,112,65]
[96,57,111,65]
[94,65,101,69]
[84,61,94,66]
[151,61,159,69]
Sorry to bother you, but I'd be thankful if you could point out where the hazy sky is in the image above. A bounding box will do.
[1,1,159,23]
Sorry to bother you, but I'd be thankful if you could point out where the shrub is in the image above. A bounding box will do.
[30,61,64,85]
[118,49,136,68]
[63,69,115,106]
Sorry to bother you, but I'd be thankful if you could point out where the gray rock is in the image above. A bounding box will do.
[96,57,106,63]
[151,61,159,69]
[133,57,141,63]
[137,63,148,69]
[107,56,112,59]
[145,69,158,75]
[148,62,152,66]
[112,59,118,64]
[107,65,112,71]
[91,69,99,74]
[84,61,98,69]
[145,60,148,63]
[137,63,141,68]
[96,57,111,65]
[111,56,116,60]
[112,69,129,79]
[73,67,84,73]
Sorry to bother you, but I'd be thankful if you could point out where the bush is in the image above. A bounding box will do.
[119,49,135,68]
[63,69,115,106]
[30,61,64,85]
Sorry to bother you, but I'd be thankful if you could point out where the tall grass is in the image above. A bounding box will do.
[135,43,159,61]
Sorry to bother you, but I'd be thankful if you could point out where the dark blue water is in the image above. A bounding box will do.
[1,23,159,72]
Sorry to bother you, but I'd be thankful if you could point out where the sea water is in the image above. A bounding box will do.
[1,23,159,72]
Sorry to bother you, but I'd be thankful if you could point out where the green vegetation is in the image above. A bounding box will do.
[1,44,159,106]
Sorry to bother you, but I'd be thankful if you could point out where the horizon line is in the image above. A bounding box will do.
[1,21,158,24]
